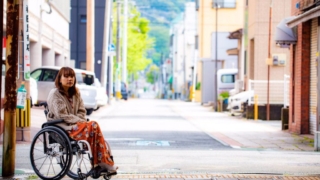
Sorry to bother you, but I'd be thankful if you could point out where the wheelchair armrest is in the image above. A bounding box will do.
[42,119,64,128]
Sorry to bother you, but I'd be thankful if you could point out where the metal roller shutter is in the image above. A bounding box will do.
[310,18,317,135]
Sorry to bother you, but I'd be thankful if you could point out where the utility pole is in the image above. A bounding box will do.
[101,0,112,92]
[267,0,273,120]
[16,0,31,142]
[122,0,128,84]
[2,0,19,177]
[214,3,219,111]
[108,1,114,104]
[0,0,4,138]
[86,0,95,71]
[116,0,121,100]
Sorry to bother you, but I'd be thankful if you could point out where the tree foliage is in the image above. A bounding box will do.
[145,64,159,84]
[134,0,193,66]
[112,3,154,79]
[148,26,169,66]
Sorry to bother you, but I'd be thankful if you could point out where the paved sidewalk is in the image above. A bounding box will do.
[2,173,320,180]
[171,101,314,151]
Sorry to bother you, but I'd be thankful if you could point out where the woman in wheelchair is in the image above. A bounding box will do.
[45,67,118,178]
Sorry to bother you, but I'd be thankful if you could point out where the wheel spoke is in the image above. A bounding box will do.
[30,128,72,179]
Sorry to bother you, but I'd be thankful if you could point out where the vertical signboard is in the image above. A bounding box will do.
[23,0,30,80]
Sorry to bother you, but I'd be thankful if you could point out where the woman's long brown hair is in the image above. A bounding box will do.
[55,67,79,97]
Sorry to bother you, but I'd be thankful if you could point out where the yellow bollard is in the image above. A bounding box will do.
[254,95,258,120]
[16,99,31,128]
[189,85,194,101]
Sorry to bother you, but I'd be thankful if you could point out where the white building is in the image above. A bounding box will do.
[169,2,196,100]
[28,0,71,70]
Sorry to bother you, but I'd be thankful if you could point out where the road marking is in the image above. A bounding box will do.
[136,140,170,146]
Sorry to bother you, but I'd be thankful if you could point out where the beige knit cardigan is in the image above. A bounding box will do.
[46,88,87,131]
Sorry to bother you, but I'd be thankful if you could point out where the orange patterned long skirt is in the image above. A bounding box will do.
[68,121,114,166]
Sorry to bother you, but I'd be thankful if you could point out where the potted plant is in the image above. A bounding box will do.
[219,91,229,111]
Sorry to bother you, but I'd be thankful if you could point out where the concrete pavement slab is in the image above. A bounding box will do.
[170,101,315,151]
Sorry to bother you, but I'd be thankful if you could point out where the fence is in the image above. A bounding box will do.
[248,75,290,106]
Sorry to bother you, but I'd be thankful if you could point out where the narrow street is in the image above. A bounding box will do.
[1,97,320,179]
[88,98,320,175]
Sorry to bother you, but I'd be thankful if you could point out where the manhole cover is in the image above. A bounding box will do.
[136,141,170,146]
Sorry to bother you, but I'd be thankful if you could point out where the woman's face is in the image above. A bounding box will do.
[60,74,75,90]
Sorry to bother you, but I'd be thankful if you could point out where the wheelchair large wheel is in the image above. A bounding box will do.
[30,126,73,180]
[65,142,93,179]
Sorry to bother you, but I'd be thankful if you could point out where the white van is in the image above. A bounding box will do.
[30,66,98,115]
[217,68,238,96]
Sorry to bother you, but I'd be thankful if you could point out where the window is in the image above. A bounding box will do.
[76,72,94,86]
[221,74,235,83]
[213,0,236,8]
[195,35,199,50]
[80,61,86,70]
[195,0,199,11]
[30,69,42,81]
[170,34,174,46]
[80,15,87,23]
[42,70,58,82]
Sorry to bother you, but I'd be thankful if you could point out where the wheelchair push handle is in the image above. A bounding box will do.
[39,102,48,109]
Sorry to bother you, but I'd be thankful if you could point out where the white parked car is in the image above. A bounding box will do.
[94,78,108,107]
[30,66,98,115]
[227,90,254,116]
[30,77,38,107]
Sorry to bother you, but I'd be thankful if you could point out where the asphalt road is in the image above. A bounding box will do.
[1,96,320,179]
[88,98,320,175]
[99,103,229,150]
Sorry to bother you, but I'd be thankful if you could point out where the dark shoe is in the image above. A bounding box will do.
[89,166,103,179]
[89,165,117,179]
[109,170,117,176]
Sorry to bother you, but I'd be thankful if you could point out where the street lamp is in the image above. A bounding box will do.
[214,2,220,111]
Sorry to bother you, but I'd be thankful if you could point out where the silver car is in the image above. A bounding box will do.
[30,66,98,115]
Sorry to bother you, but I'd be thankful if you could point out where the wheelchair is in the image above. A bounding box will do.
[29,103,116,180]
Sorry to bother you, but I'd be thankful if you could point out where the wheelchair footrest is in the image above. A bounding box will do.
[88,166,117,179]
[101,170,117,176]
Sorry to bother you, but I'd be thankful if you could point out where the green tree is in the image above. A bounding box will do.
[134,0,193,65]
[146,64,159,84]
[112,3,154,79]
[148,25,169,65]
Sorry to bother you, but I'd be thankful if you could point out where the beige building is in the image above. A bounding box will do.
[246,0,291,105]
[195,0,244,103]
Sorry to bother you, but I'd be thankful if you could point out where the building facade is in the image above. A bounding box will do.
[246,0,291,105]
[286,0,320,134]
[29,0,71,70]
[1,0,71,142]
[169,2,196,100]
[195,0,244,104]
[70,0,107,81]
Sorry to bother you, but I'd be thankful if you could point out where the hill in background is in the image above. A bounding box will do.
[134,0,194,65]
